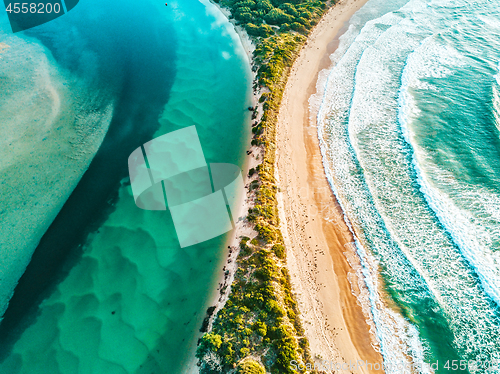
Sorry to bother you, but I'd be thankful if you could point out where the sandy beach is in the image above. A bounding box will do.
[274,0,384,371]
[189,0,384,372]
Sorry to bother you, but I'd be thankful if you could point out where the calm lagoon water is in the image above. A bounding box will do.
[0,0,252,372]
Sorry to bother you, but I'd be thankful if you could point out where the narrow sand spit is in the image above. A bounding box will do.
[275,0,385,372]
[187,0,384,372]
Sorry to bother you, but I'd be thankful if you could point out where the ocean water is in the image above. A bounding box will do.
[0,0,251,372]
[315,0,500,372]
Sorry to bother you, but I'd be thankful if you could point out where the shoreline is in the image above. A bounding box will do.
[274,0,384,371]
[191,0,384,372]
[182,3,259,370]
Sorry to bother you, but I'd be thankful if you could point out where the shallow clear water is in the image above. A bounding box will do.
[316,0,500,372]
[0,0,251,372]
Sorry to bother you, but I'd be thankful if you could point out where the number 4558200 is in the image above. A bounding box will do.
[5,2,61,14]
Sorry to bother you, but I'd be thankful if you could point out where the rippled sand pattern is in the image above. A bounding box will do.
[0,0,251,372]
[0,33,113,318]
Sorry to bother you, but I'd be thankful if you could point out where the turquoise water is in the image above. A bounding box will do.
[0,0,251,372]
[316,0,500,372]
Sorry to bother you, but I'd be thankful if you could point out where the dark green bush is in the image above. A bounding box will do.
[250,179,260,191]
[237,359,266,374]
[196,332,222,358]
[246,23,263,36]
[265,299,285,317]
[291,21,307,33]
[256,0,273,12]
[235,0,256,9]
[253,321,268,336]
[235,9,254,22]
[279,3,298,16]
[265,8,293,25]
[272,243,285,259]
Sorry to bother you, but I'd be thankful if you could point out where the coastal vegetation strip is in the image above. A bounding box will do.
[197,0,332,372]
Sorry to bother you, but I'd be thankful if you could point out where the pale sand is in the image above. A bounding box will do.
[275,0,385,372]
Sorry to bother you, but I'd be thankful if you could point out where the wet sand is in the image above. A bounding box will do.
[275,0,384,371]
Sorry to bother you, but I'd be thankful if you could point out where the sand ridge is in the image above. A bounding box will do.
[274,0,385,372]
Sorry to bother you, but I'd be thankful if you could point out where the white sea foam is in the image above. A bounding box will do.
[494,63,500,135]
[315,0,500,370]
[399,34,500,311]
[396,25,500,363]
[313,0,436,371]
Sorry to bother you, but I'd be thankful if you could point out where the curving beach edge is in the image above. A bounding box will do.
[274,0,383,369]
[195,0,382,372]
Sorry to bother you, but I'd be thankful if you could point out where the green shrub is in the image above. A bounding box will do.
[253,321,268,336]
[197,0,328,371]
[279,23,290,32]
[256,222,278,242]
[221,341,236,365]
[265,299,285,317]
[235,0,256,9]
[240,347,250,356]
[196,332,222,358]
[275,338,299,373]
[256,0,273,12]
[258,23,274,37]
[299,10,312,19]
[246,23,261,36]
[251,138,262,146]
[290,22,307,33]
[278,3,298,16]
[235,9,254,22]
[265,8,293,25]
[240,237,253,256]
[237,359,266,374]
[250,179,260,191]
[259,92,270,102]
[255,262,276,281]
[272,243,285,259]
